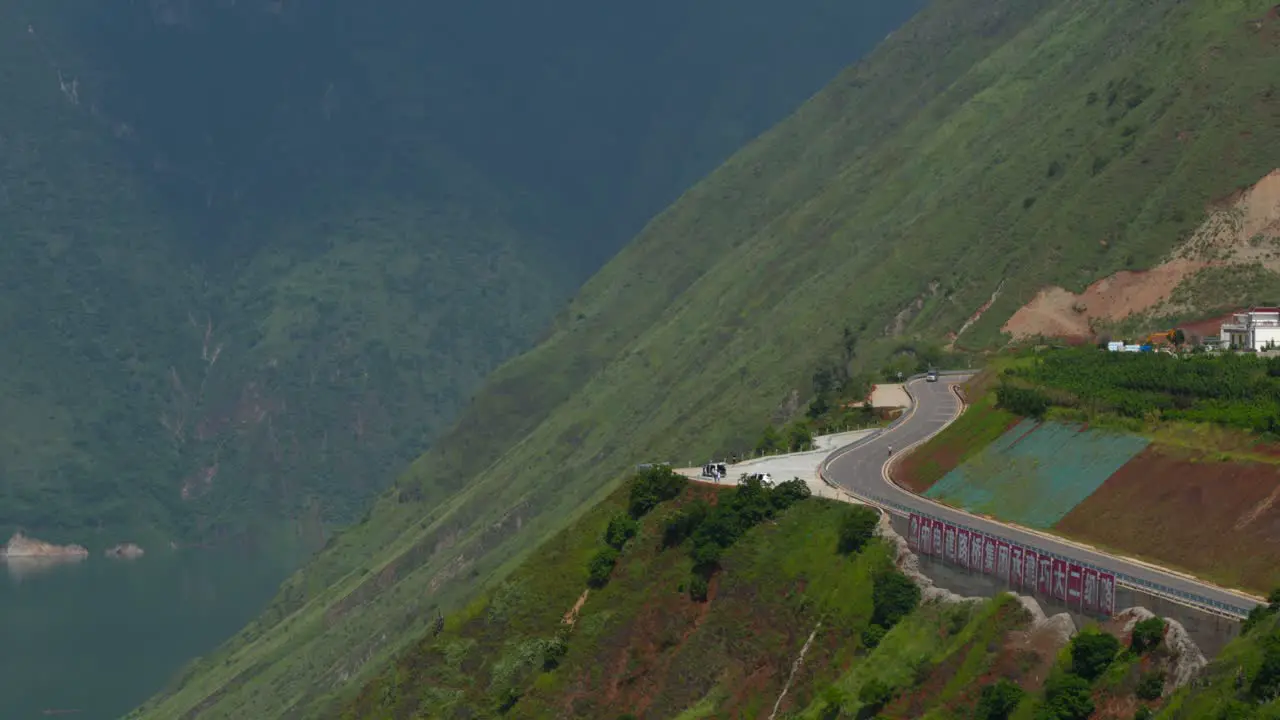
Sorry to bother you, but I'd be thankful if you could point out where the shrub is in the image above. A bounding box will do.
[689,574,709,602]
[661,500,709,548]
[604,513,639,550]
[1133,708,1153,720]
[1251,639,1280,701]
[1041,673,1094,720]
[586,547,619,588]
[628,466,688,518]
[786,421,815,452]
[1135,670,1164,701]
[542,631,569,671]
[861,623,886,649]
[1130,617,1165,654]
[975,679,1025,720]
[872,570,920,629]
[770,478,812,510]
[1069,630,1120,681]
[857,678,895,711]
[837,506,879,555]
[995,382,1051,418]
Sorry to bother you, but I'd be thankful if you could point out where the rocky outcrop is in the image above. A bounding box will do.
[0,532,89,558]
[104,543,145,559]
[877,513,985,606]
[1008,592,1077,648]
[1117,607,1208,692]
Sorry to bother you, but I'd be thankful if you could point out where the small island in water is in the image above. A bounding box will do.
[104,543,145,559]
[0,532,89,558]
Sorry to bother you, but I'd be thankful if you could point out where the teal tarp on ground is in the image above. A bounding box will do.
[923,419,1149,529]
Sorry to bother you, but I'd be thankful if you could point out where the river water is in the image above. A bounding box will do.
[0,541,311,720]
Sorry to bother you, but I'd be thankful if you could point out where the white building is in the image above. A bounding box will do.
[1220,307,1280,350]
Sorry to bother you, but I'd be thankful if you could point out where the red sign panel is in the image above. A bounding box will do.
[907,514,921,550]
[971,532,986,572]
[957,528,971,568]
[1067,563,1084,608]
[1010,545,1025,589]
[931,522,943,559]
[944,524,957,564]
[920,517,934,556]
[983,537,997,575]
[1038,555,1053,597]
[997,540,1012,583]
[1052,559,1069,601]
[1099,572,1117,616]
[1082,567,1100,613]
[1024,549,1038,593]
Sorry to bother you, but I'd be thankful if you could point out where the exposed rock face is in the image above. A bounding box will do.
[1117,606,1208,692]
[0,532,89,558]
[1009,592,1077,648]
[104,543,146,559]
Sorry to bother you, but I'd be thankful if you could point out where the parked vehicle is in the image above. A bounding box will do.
[926,368,939,382]
[739,472,774,488]
[701,462,728,479]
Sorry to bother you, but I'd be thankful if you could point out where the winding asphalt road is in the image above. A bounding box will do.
[820,375,1261,619]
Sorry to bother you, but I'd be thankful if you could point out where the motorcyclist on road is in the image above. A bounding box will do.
[887,444,893,456]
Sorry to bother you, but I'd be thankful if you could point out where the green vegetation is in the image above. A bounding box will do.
[1154,586,1280,717]
[682,476,811,597]
[999,348,1280,435]
[1069,629,1121,681]
[333,477,1181,719]
[135,0,1280,715]
[975,679,1025,720]
[837,506,880,555]
[1132,617,1167,654]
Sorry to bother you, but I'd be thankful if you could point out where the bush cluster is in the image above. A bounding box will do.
[1130,617,1165,654]
[659,476,811,600]
[974,679,1024,720]
[837,506,879,555]
[627,466,689,519]
[587,467,689,589]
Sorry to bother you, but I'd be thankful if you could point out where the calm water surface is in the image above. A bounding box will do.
[0,542,309,720]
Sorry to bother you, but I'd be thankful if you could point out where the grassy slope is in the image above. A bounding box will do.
[341,487,893,719]
[133,0,1280,716]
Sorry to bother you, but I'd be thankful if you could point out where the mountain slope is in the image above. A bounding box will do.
[1,0,921,544]
[132,0,1280,716]
[340,478,1193,720]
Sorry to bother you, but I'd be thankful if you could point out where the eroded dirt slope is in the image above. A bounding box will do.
[1003,169,1280,341]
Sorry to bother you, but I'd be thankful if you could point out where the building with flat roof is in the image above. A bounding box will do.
[1220,307,1280,350]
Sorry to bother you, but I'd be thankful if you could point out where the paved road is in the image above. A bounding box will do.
[821,376,1261,618]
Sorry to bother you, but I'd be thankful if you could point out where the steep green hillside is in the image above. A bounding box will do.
[133,0,1280,716]
[1,0,919,544]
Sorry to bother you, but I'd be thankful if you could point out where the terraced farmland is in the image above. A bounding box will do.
[923,419,1150,528]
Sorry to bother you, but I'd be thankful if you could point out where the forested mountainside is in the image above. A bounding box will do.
[132,0,1280,717]
[0,0,920,544]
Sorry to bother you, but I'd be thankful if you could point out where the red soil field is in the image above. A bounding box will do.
[1055,445,1280,593]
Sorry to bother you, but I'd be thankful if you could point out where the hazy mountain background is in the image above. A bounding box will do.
[0,0,924,544]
